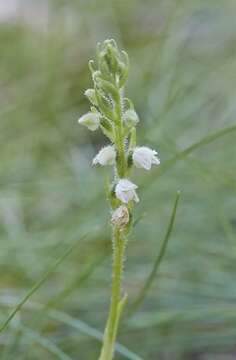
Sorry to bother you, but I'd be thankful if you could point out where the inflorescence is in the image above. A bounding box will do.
[78,39,160,232]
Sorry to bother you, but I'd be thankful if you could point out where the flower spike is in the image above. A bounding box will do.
[77,39,160,360]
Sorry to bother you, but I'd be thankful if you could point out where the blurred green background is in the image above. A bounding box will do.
[1,0,236,359]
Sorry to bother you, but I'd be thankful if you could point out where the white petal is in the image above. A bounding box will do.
[92,146,116,166]
[123,109,139,126]
[152,155,160,165]
[118,191,130,203]
[78,112,100,131]
[115,179,139,203]
[133,146,160,170]
[118,179,138,190]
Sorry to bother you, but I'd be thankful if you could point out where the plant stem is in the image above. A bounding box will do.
[116,125,126,177]
[99,85,127,360]
[115,90,126,178]
[98,228,126,360]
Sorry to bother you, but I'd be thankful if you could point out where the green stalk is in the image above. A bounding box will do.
[115,90,126,178]
[116,125,126,178]
[99,228,126,360]
[99,89,128,360]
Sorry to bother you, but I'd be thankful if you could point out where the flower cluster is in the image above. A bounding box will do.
[78,39,160,231]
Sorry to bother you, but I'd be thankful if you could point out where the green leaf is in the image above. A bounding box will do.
[148,124,236,183]
[0,233,88,333]
[0,298,143,360]
[21,325,72,360]
[129,191,181,314]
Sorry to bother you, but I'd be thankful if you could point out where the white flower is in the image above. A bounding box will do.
[115,179,139,203]
[132,146,160,170]
[92,145,116,166]
[111,205,129,229]
[78,112,100,131]
[123,109,139,127]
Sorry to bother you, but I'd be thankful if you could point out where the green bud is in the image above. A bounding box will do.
[84,89,97,105]
[95,88,113,119]
[97,78,119,102]
[117,62,128,88]
[99,58,112,80]
[92,70,102,84]
[97,39,129,87]
[124,97,134,110]
[118,51,129,87]
[100,117,113,132]
[100,117,114,140]
[88,60,96,74]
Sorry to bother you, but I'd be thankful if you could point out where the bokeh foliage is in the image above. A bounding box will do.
[0,0,236,358]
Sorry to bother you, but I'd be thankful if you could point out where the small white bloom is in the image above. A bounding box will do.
[92,145,116,166]
[111,205,129,229]
[123,109,139,127]
[115,179,139,203]
[133,146,160,170]
[78,112,100,131]
[84,89,97,105]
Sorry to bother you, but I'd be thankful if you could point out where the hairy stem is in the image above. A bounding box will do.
[98,228,126,360]
[99,76,128,360]
[115,90,126,178]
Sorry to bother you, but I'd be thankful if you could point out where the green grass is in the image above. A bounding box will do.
[0,0,236,358]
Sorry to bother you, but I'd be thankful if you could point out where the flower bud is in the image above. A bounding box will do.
[115,179,139,203]
[132,146,160,170]
[95,89,113,119]
[123,109,139,127]
[97,40,129,88]
[111,205,129,229]
[78,112,100,131]
[88,60,96,74]
[99,118,114,142]
[99,41,119,75]
[100,117,112,132]
[92,145,116,166]
[84,89,97,105]
[97,78,119,102]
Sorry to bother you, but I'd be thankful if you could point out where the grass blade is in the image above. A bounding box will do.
[130,191,181,314]
[45,252,107,309]
[0,297,143,360]
[48,310,144,360]
[21,325,72,360]
[0,233,87,333]
[147,124,236,183]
